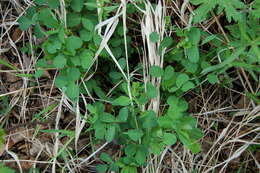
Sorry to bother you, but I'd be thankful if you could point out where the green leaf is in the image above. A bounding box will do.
[142,110,157,129]
[38,8,59,28]
[117,107,128,122]
[188,28,201,45]
[35,0,45,5]
[161,36,173,48]
[70,56,81,66]
[150,142,164,155]
[80,30,92,42]
[126,129,143,141]
[184,61,198,73]
[109,72,122,80]
[67,13,81,27]
[105,125,116,142]
[66,82,79,100]
[158,116,173,128]
[176,74,190,88]
[66,36,83,54]
[71,0,84,12]
[82,18,94,31]
[201,35,216,45]
[149,32,159,43]
[100,113,116,123]
[46,40,61,54]
[190,0,218,23]
[34,69,44,78]
[181,81,195,92]
[118,58,126,69]
[53,55,67,68]
[47,0,60,9]
[34,23,45,38]
[167,95,179,106]
[221,0,245,22]
[93,34,102,46]
[177,130,201,153]
[207,73,218,84]
[125,144,137,156]
[0,163,15,173]
[201,47,245,74]
[163,133,177,145]
[80,49,94,69]
[96,164,108,173]
[0,58,17,70]
[19,16,33,30]
[150,65,164,77]
[55,75,68,88]
[112,96,131,106]
[190,0,245,23]
[163,65,174,80]
[121,166,137,173]
[135,148,147,165]
[146,82,158,99]
[100,152,113,163]
[95,123,106,139]
[66,67,81,81]
[187,45,199,63]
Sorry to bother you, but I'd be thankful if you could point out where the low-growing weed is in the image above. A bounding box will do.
[17,0,259,172]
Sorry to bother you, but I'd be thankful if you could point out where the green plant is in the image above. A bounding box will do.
[17,1,202,171]
[18,0,260,172]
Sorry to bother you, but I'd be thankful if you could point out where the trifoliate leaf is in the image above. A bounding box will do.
[126,129,143,141]
[176,73,190,88]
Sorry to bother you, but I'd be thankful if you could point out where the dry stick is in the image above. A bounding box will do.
[212,13,258,164]
[77,142,109,166]
[212,12,258,172]
[0,84,50,97]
